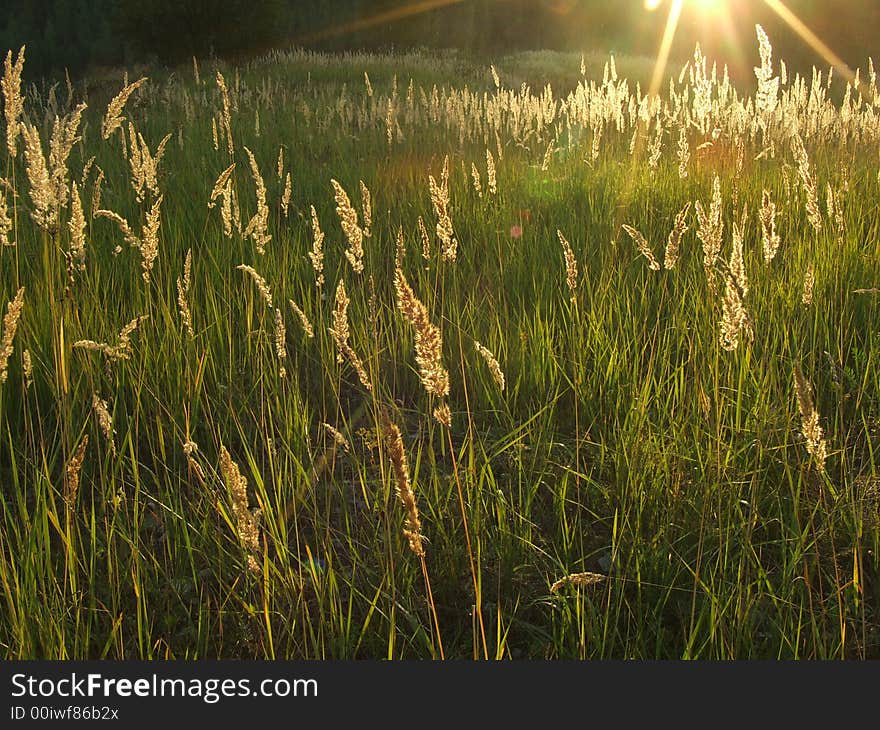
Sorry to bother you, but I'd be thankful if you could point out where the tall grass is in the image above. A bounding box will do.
[0,33,878,659]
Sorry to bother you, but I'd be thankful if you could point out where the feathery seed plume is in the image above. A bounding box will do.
[236,264,273,307]
[794,365,827,471]
[331,179,364,273]
[308,204,325,288]
[101,77,147,140]
[622,224,660,270]
[394,267,450,399]
[219,446,262,574]
[289,300,314,338]
[474,340,505,392]
[381,411,425,557]
[550,572,606,593]
[64,436,88,507]
[91,393,116,456]
[557,229,578,303]
[664,202,691,270]
[2,46,25,158]
[242,147,271,255]
[0,287,25,382]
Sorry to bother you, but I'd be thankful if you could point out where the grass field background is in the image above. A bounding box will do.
[0,35,878,659]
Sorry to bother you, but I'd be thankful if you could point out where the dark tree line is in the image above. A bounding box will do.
[2,0,878,81]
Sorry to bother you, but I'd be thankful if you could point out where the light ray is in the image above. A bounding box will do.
[296,0,468,45]
[760,0,855,82]
[648,0,685,100]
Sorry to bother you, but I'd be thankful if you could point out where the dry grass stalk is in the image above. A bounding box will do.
[802,263,815,305]
[322,423,350,452]
[276,146,284,181]
[359,180,372,238]
[550,571,606,593]
[471,162,483,198]
[429,156,457,262]
[73,315,148,362]
[791,135,821,233]
[719,216,752,353]
[101,77,147,140]
[677,126,690,179]
[754,25,780,118]
[182,440,207,485]
[2,46,25,158]
[139,195,162,282]
[288,300,314,338]
[695,175,724,290]
[328,280,372,391]
[418,215,431,260]
[22,122,55,231]
[381,411,425,557]
[208,163,236,209]
[719,274,751,352]
[273,308,287,378]
[242,147,271,255]
[432,402,451,427]
[0,287,25,383]
[395,225,406,268]
[664,202,690,270]
[760,189,781,263]
[219,446,262,575]
[0,181,13,247]
[308,205,325,288]
[730,206,749,297]
[794,365,827,471]
[127,123,170,203]
[486,149,497,195]
[556,229,578,303]
[331,179,364,273]
[177,249,194,339]
[91,393,116,457]
[95,197,163,283]
[474,340,505,392]
[68,181,86,272]
[214,71,234,156]
[90,167,104,219]
[622,224,660,270]
[21,103,86,232]
[280,172,292,217]
[64,435,88,507]
[394,267,450,399]
[21,349,32,388]
[236,264,273,307]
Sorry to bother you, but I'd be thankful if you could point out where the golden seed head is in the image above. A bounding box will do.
[622,224,660,271]
[394,267,450,399]
[289,300,314,338]
[331,179,364,273]
[794,365,827,471]
[550,571,606,593]
[664,202,691,270]
[219,446,262,574]
[0,287,25,383]
[2,46,26,158]
[381,411,425,557]
[65,435,89,507]
[102,77,147,140]
[309,204,325,288]
[474,340,505,393]
[557,230,578,301]
[237,264,273,308]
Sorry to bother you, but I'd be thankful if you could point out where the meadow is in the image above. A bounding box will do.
[0,30,878,659]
